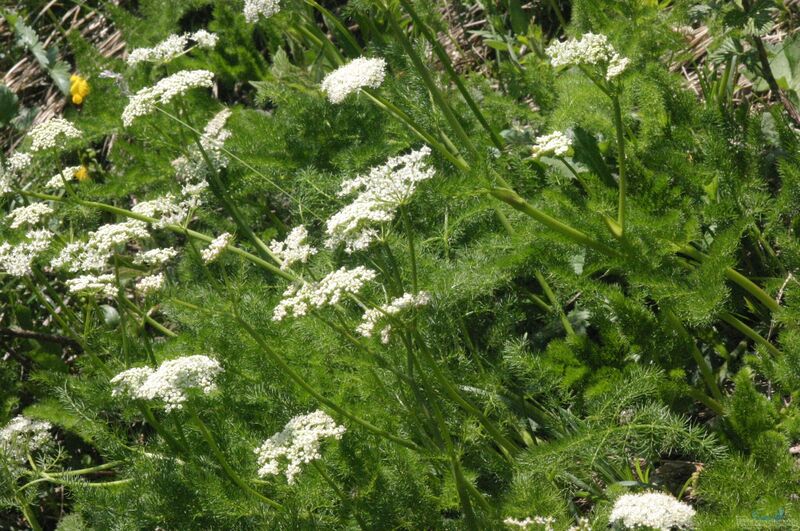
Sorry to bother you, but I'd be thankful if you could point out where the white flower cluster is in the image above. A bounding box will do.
[27,117,81,152]
[273,266,377,321]
[52,220,150,272]
[269,226,317,270]
[7,203,53,229]
[122,70,215,127]
[504,516,591,531]
[131,194,189,229]
[173,109,232,204]
[254,410,345,484]
[326,147,434,253]
[504,516,554,530]
[66,273,117,299]
[136,272,165,295]
[7,152,32,173]
[321,57,387,104]
[546,32,629,81]
[45,166,81,188]
[0,153,32,194]
[201,232,233,263]
[127,30,218,66]
[134,247,178,266]
[0,229,52,277]
[109,367,153,397]
[357,291,431,343]
[111,355,222,412]
[0,416,52,463]
[244,0,281,23]
[531,131,573,159]
[609,492,695,530]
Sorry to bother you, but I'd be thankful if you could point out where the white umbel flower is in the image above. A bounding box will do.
[531,131,573,159]
[254,410,345,484]
[609,491,695,530]
[45,166,81,188]
[0,416,52,463]
[122,70,214,127]
[244,0,281,23]
[128,34,189,65]
[27,117,81,152]
[132,194,189,229]
[52,220,150,272]
[325,146,434,253]
[546,32,629,81]
[66,273,118,299]
[356,292,431,343]
[269,226,317,270]
[134,247,179,266]
[134,355,223,412]
[127,30,218,66]
[7,203,53,228]
[136,273,165,295]
[201,232,233,263]
[173,109,232,201]
[504,516,554,530]
[191,30,218,49]
[0,229,53,277]
[110,367,155,397]
[273,266,377,321]
[7,152,32,173]
[321,57,387,104]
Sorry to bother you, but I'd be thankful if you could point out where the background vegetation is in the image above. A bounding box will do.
[2,0,800,529]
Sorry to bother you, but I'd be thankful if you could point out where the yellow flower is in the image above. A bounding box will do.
[70,74,90,105]
[74,165,89,182]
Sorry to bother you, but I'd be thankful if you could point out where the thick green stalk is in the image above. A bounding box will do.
[360,89,471,171]
[400,206,418,293]
[188,406,283,509]
[20,190,294,282]
[665,310,724,404]
[535,271,575,336]
[16,493,41,531]
[489,187,619,257]
[311,462,368,530]
[411,331,517,459]
[679,245,780,314]
[236,314,422,452]
[720,312,782,357]
[611,95,626,233]
[397,0,504,149]
[302,0,362,55]
[383,6,480,160]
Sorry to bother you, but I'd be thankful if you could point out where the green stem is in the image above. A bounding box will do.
[411,331,517,460]
[383,6,479,160]
[397,0,504,149]
[47,461,123,477]
[611,95,626,233]
[302,0,362,55]
[720,312,782,357]
[535,271,574,337]
[311,462,368,530]
[120,297,177,338]
[678,245,780,314]
[360,89,470,172]
[489,187,619,257]
[188,406,283,509]
[235,314,422,452]
[724,267,780,313]
[16,493,41,531]
[20,190,294,282]
[665,310,724,404]
[400,206,418,293]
